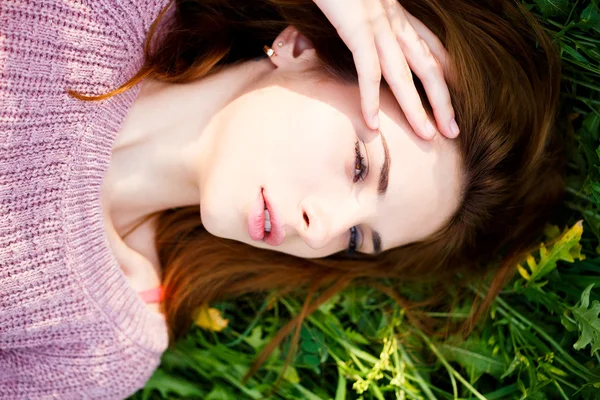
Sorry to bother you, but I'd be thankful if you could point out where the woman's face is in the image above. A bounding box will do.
[198,69,463,258]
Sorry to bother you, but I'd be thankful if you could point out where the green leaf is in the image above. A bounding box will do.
[518,221,585,284]
[205,386,236,400]
[344,328,370,345]
[318,292,340,314]
[299,326,327,360]
[569,284,600,355]
[520,286,563,314]
[543,224,562,241]
[561,314,578,332]
[243,326,268,350]
[264,364,301,384]
[439,337,506,382]
[341,288,364,324]
[302,353,322,368]
[143,369,204,399]
[562,43,590,63]
[500,353,524,380]
[282,365,300,384]
[580,2,600,33]
[583,112,600,142]
[301,337,321,354]
[534,0,570,17]
[587,181,600,207]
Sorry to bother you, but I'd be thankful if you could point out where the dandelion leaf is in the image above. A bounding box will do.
[561,314,578,332]
[518,221,585,284]
[143,369,203,399]
[570,284,600,355]
[543,224,561,241]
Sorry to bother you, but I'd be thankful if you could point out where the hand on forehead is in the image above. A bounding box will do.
[311,0,459,140]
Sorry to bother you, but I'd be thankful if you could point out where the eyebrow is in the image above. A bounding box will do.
[369,130,390,255]
[371,230,382,255]
[377,130,391,197]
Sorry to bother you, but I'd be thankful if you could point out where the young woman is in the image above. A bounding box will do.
[0,0,564,397]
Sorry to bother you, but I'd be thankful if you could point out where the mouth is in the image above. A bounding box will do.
[247,187,285,246]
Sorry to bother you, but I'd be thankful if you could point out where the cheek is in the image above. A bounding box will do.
[271,127,350,205]
[284,106,354,169]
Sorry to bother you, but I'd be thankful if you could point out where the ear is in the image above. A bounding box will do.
[268,25,318,71]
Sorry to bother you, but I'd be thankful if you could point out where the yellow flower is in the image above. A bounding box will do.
[193,304,229,332]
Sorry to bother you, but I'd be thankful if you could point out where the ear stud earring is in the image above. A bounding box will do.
[263,45,276,57]
[277,41,283,47]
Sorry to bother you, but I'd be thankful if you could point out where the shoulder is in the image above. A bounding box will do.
[85,0,175,51]
[0,0,174,136]
[0,0,173,58]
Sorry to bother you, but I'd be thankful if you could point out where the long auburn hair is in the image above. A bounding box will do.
[69,0,565,381]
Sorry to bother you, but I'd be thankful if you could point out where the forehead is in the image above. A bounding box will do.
[372,89,463,250]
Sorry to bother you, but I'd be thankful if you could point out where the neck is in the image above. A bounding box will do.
[102,58,273,235]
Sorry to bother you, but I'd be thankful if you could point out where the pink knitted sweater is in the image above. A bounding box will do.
[1,0,173,398]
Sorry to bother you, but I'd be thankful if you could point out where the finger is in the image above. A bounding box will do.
[369,0,436,139]
[405,36,458,139]
[375,25,437,140]
[348,23,382,131]
[316,0,382,130]
[385,2,459,138]
[402,8,450,73]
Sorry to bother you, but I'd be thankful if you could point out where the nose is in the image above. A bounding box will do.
[297,197,356,250]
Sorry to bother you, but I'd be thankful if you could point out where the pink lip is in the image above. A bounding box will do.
[247,187,285,246]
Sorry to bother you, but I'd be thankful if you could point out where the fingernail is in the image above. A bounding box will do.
[450,118,460,137]
[425,119,436,139]
[372,114,380,129]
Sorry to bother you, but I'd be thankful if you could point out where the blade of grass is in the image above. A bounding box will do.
[397,343,437,400]
[335,366,347,400]
[415,329,487,400]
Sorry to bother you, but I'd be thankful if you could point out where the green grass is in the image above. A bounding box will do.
[130,1,600,398]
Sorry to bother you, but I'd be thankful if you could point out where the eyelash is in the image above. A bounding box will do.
[347,141,367,256]
[347,226,360,257]
[353,140,368,183]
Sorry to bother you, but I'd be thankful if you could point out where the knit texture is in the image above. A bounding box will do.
[0,0,174,398]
